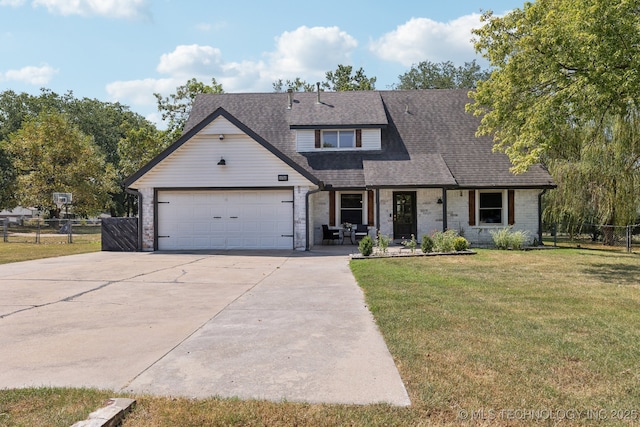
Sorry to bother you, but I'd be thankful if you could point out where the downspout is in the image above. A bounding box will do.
[305,184,324,251]
[125,187,143,251]
[375,188,380,233]
[538,189,547,246]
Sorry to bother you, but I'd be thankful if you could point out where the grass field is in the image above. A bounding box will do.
[0,228,100,264]
[0,248,638,426]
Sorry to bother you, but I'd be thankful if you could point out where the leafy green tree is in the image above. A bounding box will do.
[155,78,223,142]
[272,78,316,93]
[395,60,490,90]
[543,112,640,243]
[3,111,117,218]
[322,65,376,91]
[467,0,640,173]
[0,88,158,215]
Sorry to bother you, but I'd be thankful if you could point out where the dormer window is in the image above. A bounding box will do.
[312,129,362,150]
[322,130,355,148]
[297,128,376,152]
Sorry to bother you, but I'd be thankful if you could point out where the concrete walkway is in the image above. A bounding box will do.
[0,248,410,406]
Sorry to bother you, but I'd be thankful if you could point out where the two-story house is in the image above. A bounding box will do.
[124,89,555,251]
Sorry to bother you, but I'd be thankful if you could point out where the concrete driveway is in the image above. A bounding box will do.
[0,249,410,406]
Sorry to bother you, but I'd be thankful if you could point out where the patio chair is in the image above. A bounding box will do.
[354,224,369,242]
[322,224,341,244]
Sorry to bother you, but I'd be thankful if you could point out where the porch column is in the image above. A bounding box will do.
[441,188,448,231]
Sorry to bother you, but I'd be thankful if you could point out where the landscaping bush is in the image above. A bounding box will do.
[375,231,390,254]
[358,235,373,256]
[491,226,529,250]
[432,229,458,253]
[402,234,417,253]
[453,236,469,251]
[421,235,434,253]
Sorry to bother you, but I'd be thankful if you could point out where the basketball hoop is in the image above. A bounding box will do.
[53,192,73,210]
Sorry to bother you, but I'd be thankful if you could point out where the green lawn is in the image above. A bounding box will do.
[0,235,100,265]
[0,248,638,426]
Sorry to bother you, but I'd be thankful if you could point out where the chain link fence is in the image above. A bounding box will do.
[544,223,640,253]
[2,217,102,245]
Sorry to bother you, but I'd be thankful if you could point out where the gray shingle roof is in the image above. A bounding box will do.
[179,89,554,189]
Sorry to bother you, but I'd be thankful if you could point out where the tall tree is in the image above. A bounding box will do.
[543,112,640,243]
[272,78,316,93]
[322,65,376,91]
[155,78,223,142]
[0,89,155,215]
[395,60,490,90]
[3,111,117,218]
[467,0,640,173]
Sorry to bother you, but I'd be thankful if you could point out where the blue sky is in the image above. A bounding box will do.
[0,0,524,125]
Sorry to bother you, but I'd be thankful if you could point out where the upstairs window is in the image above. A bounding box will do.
[322,130,354,148]
[314,129,361,149]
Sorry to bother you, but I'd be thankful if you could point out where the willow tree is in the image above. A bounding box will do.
[468,0,640,173]
[544,112,640,243]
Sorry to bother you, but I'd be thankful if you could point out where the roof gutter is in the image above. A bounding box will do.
[125,187,143,251]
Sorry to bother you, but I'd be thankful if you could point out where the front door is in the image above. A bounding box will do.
[393,191,417,240]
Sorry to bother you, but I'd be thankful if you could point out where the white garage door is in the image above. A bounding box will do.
[157,190,294,250]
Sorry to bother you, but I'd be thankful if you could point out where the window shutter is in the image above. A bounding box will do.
[315,129,321,148]
[356,129,362,148]
[468,190,476,226]
[329,191,335,226]
[367,190,374,225]
[508,190,515,225]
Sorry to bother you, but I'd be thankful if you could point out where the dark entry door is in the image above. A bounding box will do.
[393,191,417,239]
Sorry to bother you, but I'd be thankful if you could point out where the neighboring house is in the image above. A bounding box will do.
[0,207,38,223]
[124,90,555,251]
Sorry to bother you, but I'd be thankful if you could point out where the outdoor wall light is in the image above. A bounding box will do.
[219,134,225,140]
[217,157,226,166]
[437,198,443,204]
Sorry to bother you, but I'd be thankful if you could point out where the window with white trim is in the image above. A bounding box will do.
[322,130,355,148]
[478,191,504,225]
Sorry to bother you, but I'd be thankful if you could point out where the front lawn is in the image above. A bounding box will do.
[0,248,638,426]
[351,248,640,424]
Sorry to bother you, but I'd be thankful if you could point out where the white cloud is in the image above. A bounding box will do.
[370,14,483,66]
[105,77,178,106]
[31,0,150,19]
[106,25,360,110]
[1,64,58,85]
[267,26,358,79]
[157,44,224,77]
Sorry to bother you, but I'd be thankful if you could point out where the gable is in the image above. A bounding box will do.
[127,115,315,189]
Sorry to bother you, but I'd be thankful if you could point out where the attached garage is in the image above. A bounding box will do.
[156,189,294,250]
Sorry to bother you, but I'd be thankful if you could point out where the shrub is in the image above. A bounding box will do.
[432,229,458,253]
[453,236,469,251]
[375,231,390,254]
[358,235,373,256]
[402,234,417,253]
[491,227,529,250]
[421,235,434,253]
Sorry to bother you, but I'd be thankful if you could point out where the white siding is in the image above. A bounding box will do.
[296,128,381,152]
[361,129,381,150]
[199,116,244,135]
[130,118,313,189]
